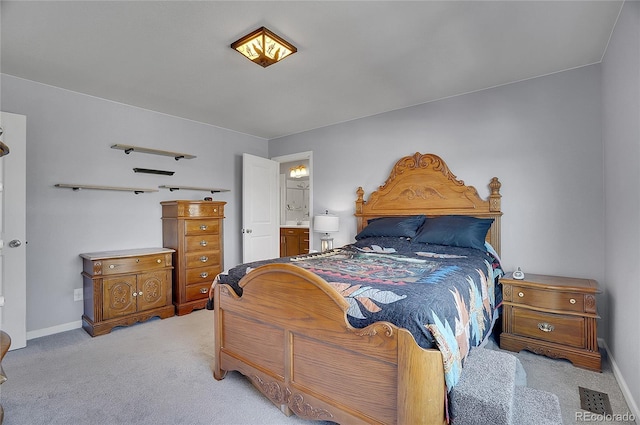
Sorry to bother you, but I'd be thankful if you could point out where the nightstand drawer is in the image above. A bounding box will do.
[511,285,584,313]
[512,307,585,348]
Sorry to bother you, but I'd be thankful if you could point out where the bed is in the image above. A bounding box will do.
[212,152,503,424]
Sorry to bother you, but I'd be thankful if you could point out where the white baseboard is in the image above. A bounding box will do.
[27,320,82,340]
[599,338,640,421]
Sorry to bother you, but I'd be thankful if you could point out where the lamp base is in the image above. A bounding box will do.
[320,235,334,252]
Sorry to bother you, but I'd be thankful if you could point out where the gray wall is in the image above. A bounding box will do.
[602,0,640,417]
[270,65,605,285]
[1,74,267,334]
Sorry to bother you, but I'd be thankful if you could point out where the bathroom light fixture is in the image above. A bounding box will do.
[314,210,339,252]
[231,26,297,67]
[289,165,308,178]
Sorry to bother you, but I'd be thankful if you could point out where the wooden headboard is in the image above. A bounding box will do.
[355,152,503,255]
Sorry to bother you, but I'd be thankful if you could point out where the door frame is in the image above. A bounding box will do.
[271,151,314,251]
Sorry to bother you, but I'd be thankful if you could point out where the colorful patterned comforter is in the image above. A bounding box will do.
[216,236,503,391]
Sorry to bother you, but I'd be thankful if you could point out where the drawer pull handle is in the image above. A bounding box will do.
[569,298,576,304]
[136,259,139,263]
[200,288,208,294]
[138,291,143,296]
[109,265,115,269]
[200,256,209,263]
[157,259,162,263]
[200,240,208,246]
[200,272,209,278]
[538,322,555,333]
[200,225,208,230]
[132,292,137,297]
[518,292,524,298]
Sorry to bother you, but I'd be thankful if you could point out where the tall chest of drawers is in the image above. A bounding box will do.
[161,200,225,315]
[500,273,601,371]
[80,248,175,336]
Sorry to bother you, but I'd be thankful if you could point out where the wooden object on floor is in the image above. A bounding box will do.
[161,200,225,315]
[214,152,502,424]
[80,248,175,337]
[500,272,602,372]
[279,227,309,257]
[0,331,10,424]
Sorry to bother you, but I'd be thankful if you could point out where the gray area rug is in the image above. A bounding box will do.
[0,310,635,424]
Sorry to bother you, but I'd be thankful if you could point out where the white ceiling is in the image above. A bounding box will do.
[0,1,623,140]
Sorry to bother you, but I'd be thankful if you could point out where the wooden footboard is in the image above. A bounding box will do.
[213,263,446,425]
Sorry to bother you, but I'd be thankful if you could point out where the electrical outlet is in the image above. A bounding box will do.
[73,288,83,301]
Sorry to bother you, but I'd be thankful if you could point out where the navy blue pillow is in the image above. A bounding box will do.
[355,215,426,240]
[412,215,494,251]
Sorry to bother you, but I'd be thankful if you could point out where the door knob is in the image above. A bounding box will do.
[8,239,22,248]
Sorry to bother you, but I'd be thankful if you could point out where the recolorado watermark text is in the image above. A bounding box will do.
[575,411,636,422]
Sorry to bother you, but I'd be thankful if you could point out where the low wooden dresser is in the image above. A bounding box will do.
[500,272,601,371]
[80,248,175,337]
[161,200,225,315]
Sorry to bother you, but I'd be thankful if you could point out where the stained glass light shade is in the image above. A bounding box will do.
[231,27,297,68]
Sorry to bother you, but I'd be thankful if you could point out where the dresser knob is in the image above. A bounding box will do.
[200,288,208,294]
[138,291,143,296]
[200,272,209,278]
[200,256,209,263]
[157,259,162,263]
[132,292,137,297]
[538,322,555,333]
[109,265,115,269]
[200,225,208,230]
[200,240,208,246]
[518,292,524,298]
[569,298,576,304]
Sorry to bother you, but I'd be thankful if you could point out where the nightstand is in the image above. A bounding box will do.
[500,273,601,372]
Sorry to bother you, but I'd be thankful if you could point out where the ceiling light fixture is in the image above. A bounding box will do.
[231,26,297,68]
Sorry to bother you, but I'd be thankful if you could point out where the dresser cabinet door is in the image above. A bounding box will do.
[103,276,137,319]
[137,271,169,312]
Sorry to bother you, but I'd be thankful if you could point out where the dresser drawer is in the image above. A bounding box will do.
[184,219,220,235]
[185,235,221,252]
[186,266,221,285]
[183,203,223,218]
[185,251,220,268]
[510,285,584,313]
[100,254,169,276]
[512,307,585,348]
[185,282,212,301]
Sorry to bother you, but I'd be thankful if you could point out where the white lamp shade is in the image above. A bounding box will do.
[314,214,339,233]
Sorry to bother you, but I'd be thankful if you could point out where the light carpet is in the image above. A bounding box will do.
[0,310,635,425]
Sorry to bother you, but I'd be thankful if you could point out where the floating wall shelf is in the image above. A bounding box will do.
[55,184,159,194]
[111,144,196,161]
[158,185,230,194]
[133,168,175,176]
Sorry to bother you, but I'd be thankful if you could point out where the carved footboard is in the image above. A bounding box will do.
[213,263,446,425]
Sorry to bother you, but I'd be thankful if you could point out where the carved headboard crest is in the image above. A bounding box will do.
[381,152,465,192]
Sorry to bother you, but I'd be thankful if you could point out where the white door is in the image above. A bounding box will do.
[0,112,27,350]
[242,153,279,262]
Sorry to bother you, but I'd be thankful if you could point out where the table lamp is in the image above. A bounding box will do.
[314,210,339,252]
